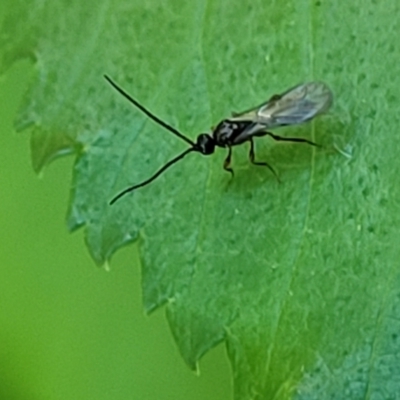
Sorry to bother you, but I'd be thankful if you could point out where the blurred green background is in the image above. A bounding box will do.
[0,62,231,399]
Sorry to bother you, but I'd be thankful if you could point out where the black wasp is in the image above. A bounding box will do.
[105,75,332,204]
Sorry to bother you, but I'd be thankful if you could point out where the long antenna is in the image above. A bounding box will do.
[104,75,195,146]
[110,147,196,205]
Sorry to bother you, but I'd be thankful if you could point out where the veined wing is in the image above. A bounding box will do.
[230,82,332,128]
[257,82,333,128]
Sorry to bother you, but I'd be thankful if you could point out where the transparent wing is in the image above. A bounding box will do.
[257,82,333,128]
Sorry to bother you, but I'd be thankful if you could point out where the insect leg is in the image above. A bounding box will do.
[223,146,234,177]
[248,139,281,183]
[265,131,319,147]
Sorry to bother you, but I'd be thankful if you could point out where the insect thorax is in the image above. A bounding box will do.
[213,119,254,147]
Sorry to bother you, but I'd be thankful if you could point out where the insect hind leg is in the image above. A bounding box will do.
[248,139,281,183]
[265,131,320,147]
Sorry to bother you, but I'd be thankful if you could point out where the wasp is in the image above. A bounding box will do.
[105,75,332,204]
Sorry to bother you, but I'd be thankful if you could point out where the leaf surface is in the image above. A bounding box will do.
[2,0,400,398]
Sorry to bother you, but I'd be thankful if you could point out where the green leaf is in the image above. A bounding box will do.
[2,0,400,398]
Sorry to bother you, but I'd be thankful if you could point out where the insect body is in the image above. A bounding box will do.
[105,76,332,204]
